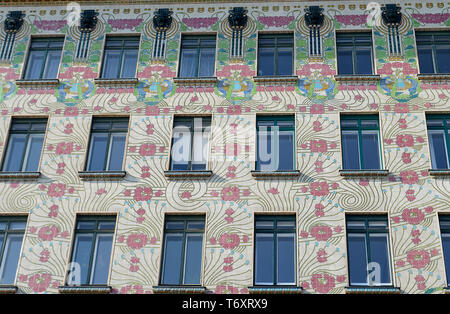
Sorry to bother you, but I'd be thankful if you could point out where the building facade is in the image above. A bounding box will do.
[0,0,449,294]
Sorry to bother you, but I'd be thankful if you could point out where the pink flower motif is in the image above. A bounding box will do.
[145,106,160,116]
[313,121,322,132]
[39,249,50,262]
[223,265,233,272]
[402,208,425,225]
[134,187,153,202]
[146,124,154,135]
[182,17,218,28]
[48,204,58,218]
[300,231,309,238]
[224,143,241,156]
[242,235,249,243]
[55,142,73,155]
[268,188,279,195]
[64,107,79,117]
[424,206,434,214]
[394,103,410,113]
[407,249,430,269]
[315,203,325,217]
[139,143,156,156]
[257,16,295,27]
[38,225,59,241]
[311,273,335,293]
[310,140,327,153]
[396,260,405,267]
[401,152,412,164]
[405,189,416,202]
[309,181,329,197]
[47,183,66,198]
[129,264,140,272]
[359,179,369,187]
[218,233,240,250]
[226,105,242,115]
[181,191,192,199]
[400,171,419,185]
[310,104,325,114]
[126,233,148,250]
[317,249,327,263]
[310,225,333,242]
[28,273,52,293]
[396,134,414,147]
[210,237,216,245]
[221,187,240,202]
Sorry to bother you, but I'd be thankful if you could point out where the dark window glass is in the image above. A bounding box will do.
[257,33,293,76]
[439,216,450,286]
[179,35,216,78]
[24,37,64,79]
[416,32,450,74]
[0,217,26,285]
[256,116,294,171]
[336,33,373,75]
[160,216,205,285]
[2,119,47,172]
[170,117,211,171]
[67,216,116,286]
[346,215,392,286]
[254,215,296,286]
[101,37,140,79]
[426,115,450,169]
[341,115,381,170]
[86,118,128,171]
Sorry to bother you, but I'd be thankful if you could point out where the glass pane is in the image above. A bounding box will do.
[165,221,185,230]
[277,220,295,230]
[257,129,275,171]
[348,233,368,285]
[179,48,198,77]
[198,48,215,77]
[42,50,62,79]
[120,50,138,78]
[9,221,26,231]
[361,119,379,128]
[255,233,274,285]
[368,220,388,229]
[277,234,295,284]
[258,48,275,76]
[87,133,109,171]
[0,234,23,284]
[11,123,29,131]
[171,126,191,170]
[48,40,64,49]
[427,119,444,127]
[436,46,450,73]
[277,48,293,75]
[23,134,44,171]
[183,234,203,285]
[90,234,114,285]
[2,134,27,171]
[111,121,129,130]
[0,223,7,231]
[30,122,47,131]
[442,234,450,285]
[107,133,126,171]
[25,51,45,79]
[342,130,360,169]
[77,221,96,230]
[98,221,116,230]
[92,122,111,130]
[187,221,204,231]
[355,48,372,75]
[417,46,435,74]
[191,125,208,170]
[72,234,94,285]
[341,120,358,128]
[337,46,354,75]
[369,233,391,285]
[347,220,366,229]
[31,41,49,49]
[428,130,449,169]
[161,233,183,285]
[278,130,294,170]
[102,50,121,79]
[255,220,274,229]
[361,130,381,169]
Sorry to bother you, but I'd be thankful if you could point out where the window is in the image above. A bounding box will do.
[160,216,205,286]
[178,35,216,78]
[254,215,296,286]
[340,115,382,170]
[23,37,64,80]
[256,116,295,171]
[1,118,47,172]
[426,114,450,169]
[346,215,392,286]
[169,116,211,171]
[439,216,450,286]
[100,36,140,79]
[85,117,128,172]
[0,217,27,285]
[67,216,116,286]
[257,33,293,76]
[336,32,374,75]
[416,31,450,74]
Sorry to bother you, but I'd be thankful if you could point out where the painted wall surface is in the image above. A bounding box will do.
[0,0,448,294]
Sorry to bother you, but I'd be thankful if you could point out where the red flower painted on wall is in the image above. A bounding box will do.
[139,143,157,156]
[126,233,148,250]
[133,187,153,202]
[218,233,240,250]
[400,171,419,185]
[28,273,52,293]
[406,249,430,269]
[38,225,59,241]
[396,134,415,147]
[310,225,333,242]
[402,208,425,225]
[310,140,328,153]
[311,273,335,293]
[309,181,329,197]
[221,187,240,202]
[47,183,66,198]
[55,142,74,155]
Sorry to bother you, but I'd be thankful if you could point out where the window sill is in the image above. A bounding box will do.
[164,170,213,179]
[173,77,218,85]
[0,171,41,180]
[339,169,389,177]
[15,79,60,87]
[0,285,17,294]
[248,286,303,294]
[334,74,380,82]
[251,170,300,179]
[58,285,112,294]
[78,171,127,180]
[428,169,450,177]
[152,285,207,294]
[345,286,401,294]
[94,78,139,86]
[417,73,450,81]
[252,75,298,84]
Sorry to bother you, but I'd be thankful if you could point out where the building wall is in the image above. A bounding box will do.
[0,0,448,294]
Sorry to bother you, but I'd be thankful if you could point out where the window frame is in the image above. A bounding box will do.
[335,31,374,75]
[439,215,450,287]
[257,32,294,76]
[99,35,141,79]
[426,114,450,169]
[253,215,297,286]
[340,114,383,170]
[1,118,48,172]
[159,215,206,286]
[178,34,217,78]
[415,31,450,74]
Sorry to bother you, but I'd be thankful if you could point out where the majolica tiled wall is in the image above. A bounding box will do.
[0,0,449,294]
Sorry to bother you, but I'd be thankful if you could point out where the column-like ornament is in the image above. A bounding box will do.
[381,4,402,55]
[152,8,173,60]
[0,11,25,61]
[75,10,99,60]
[304,6,324,57]
[228,7,248,59]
